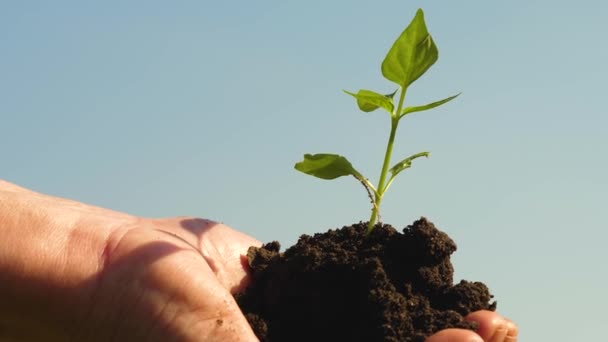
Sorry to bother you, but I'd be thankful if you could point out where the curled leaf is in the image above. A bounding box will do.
[344,89,395,113]
[389,151,430,178]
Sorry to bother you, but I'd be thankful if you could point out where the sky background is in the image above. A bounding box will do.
[2,1,606,340]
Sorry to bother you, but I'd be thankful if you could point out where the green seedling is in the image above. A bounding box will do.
[295,8,459,235]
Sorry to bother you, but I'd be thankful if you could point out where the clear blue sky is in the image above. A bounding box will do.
[2,1,606,340]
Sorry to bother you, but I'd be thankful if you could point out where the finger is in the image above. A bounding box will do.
[466,310,518,342]
[97,226,260,342]
[488,324,508,342]
[502,318,518,342]
[148,217,261,292]
[196,220,262,293]
[425,328,483,342]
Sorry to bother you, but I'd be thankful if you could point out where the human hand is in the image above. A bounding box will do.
[0,181,260,341]
[427,310,518,342]
[86,217,518,342]
[0,180,518,341]
[79,217,263,341]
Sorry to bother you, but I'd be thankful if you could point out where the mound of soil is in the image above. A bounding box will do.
[235,217,496,342]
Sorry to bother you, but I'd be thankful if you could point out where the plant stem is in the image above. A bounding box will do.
[366,86,407,234]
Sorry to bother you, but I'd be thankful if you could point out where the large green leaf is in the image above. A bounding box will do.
[400,93,460,118]
[344,89,394,113]
[295,153,363,180]
[389,151,430,178]
[381,8,438,88]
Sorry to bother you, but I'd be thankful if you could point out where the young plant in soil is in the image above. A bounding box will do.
[236,9,496,342]
[294,8,458,234]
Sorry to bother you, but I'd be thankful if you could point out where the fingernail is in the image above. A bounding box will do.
[468,336,483,342]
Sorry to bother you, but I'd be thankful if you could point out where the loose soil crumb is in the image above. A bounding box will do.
[235,218,496,342]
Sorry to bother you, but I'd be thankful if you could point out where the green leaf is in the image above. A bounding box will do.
[295,153,364,180]
[381,8,438,88]
[400,93,460,118]
[389,151,430,178]
[344,89,394,113]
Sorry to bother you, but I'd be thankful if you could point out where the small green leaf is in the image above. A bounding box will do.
[400,93,460,118]
[295,153,364,180]
[381,8,438,88]
[344,89,394,113]
[389,151,430,178]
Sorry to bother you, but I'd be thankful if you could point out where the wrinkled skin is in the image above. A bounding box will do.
[0,180,517,341]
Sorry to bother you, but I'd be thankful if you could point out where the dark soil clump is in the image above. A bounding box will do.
[235,217,496,342]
